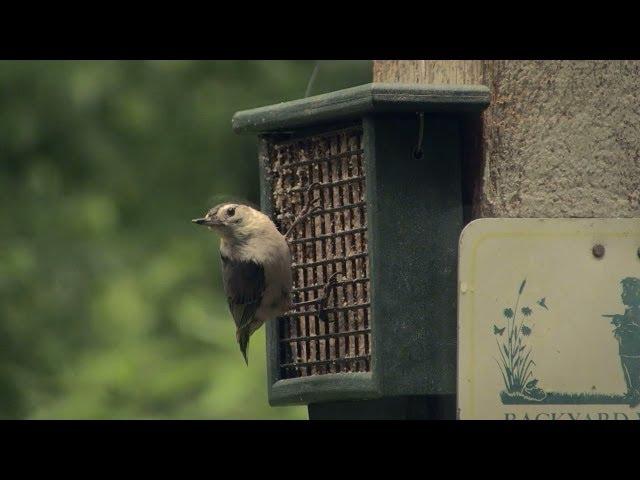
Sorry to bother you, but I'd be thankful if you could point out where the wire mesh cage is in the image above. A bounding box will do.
[233,83,490,406]
[265,125,371,378]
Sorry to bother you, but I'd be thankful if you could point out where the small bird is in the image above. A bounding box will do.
[537,298,548,310]
[493,325,506,336]
[193,202,292,364]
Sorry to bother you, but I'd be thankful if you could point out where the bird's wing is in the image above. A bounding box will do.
[220,254,266,331]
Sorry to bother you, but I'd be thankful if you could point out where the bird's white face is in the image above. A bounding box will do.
[194,203,269,239]
[203,203,244,230]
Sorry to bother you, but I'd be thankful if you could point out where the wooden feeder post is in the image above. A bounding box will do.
[374,60,640,220]
[233,83,489,419]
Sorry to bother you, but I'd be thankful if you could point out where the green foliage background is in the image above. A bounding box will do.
[0,60,371,419]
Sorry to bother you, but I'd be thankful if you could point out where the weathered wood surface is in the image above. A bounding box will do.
[374,60,488,85]
[374,60,640,219]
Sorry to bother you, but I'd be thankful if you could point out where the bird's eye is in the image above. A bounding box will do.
[227,207,236,217]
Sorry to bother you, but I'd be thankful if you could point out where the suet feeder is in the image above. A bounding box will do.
[232,83,490,416]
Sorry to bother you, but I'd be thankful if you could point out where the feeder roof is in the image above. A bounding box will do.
[232,82,490,134]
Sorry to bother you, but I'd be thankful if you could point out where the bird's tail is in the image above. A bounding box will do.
[238,329,250,366]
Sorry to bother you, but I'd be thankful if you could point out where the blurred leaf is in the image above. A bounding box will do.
[0,59,374,419]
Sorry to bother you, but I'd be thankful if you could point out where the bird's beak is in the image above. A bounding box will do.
[192,217,220,227]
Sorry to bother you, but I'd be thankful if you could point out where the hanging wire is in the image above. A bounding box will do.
[304,61,320,98]
[413,112,425,159]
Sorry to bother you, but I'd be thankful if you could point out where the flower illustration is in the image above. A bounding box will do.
[494,279,549,402]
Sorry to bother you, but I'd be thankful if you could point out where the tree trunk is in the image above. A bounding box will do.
[374,60,640,219]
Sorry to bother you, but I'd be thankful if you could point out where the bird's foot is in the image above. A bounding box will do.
[318,272,341,323]
[284,182,322,238]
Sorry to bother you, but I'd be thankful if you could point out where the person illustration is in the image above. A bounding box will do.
[604,277,640,408]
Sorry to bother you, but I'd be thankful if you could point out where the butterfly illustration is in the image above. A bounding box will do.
[493,325,506,336]
[537,298,548,310]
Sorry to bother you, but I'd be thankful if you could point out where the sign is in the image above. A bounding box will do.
[458,218,640,420]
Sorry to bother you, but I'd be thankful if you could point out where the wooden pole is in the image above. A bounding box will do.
[374,60,640,219]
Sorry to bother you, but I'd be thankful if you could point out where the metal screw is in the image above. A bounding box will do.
[593,244,605,258]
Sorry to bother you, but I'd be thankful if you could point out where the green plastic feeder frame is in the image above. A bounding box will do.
[232,83,490,414]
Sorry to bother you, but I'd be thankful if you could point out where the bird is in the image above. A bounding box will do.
[192,202,292,365]
[493,325,506,336]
